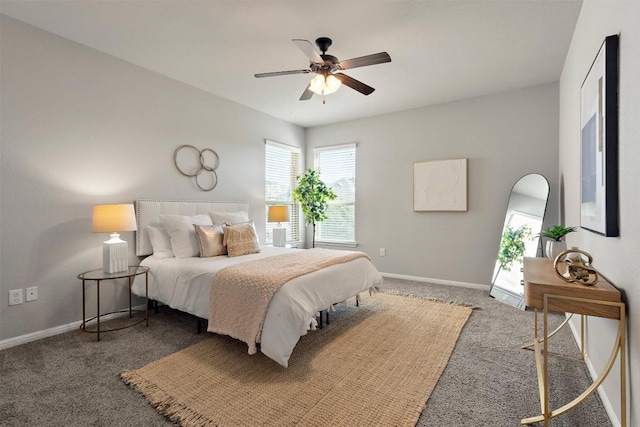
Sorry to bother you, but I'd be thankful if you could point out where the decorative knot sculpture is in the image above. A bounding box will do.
[553,248,599,286]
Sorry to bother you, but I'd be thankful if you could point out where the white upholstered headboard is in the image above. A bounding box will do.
[135,199,250,256]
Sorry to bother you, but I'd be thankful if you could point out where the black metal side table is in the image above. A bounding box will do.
[78,266,149,341]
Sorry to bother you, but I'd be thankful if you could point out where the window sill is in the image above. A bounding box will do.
[264,244,299,249]
[314,241,358,249]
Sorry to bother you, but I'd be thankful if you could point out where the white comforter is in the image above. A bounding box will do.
[131,247,383,367]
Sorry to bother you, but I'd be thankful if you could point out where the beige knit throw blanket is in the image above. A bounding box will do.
[207,248,370,355]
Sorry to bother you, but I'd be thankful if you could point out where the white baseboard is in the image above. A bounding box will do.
[567,316,621,427]
[0,304,147,351]
[381,272,490,291]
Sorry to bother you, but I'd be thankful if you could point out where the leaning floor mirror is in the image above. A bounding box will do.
[489,173,549,309]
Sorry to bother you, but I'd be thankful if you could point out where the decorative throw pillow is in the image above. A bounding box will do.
[223,222,260,257]
[194,224,227,257]
[147,224,174,259]
[209,210,249,225]
[160,214,213,258]
[227,219,261,246]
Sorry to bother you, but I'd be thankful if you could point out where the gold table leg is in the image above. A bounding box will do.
[521,295,626,426]
[521,313,574,350]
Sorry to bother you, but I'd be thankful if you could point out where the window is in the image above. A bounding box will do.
[265,140,301,244]
[314,144,356,245]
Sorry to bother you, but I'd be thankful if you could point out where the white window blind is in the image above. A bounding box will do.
[265,140,301,244]
[314,144,356,244]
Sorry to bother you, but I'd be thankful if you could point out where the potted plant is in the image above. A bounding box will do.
[539,225,577,260]
[293,169,337,248]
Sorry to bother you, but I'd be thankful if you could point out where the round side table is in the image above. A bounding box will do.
[77,266,149,341]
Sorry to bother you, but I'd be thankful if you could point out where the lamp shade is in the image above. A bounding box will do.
[309,74,342,96]
[268,205,289,223]
[92,204,137,233]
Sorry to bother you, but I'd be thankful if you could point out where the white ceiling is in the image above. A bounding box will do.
[0,0,582,128]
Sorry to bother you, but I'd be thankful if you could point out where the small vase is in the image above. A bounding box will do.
[546,240,566,260]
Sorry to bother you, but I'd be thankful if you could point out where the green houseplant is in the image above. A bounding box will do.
[293,169,337,248]
[497,225,532,272]
[539,225,577,241]
[539,225,576,260]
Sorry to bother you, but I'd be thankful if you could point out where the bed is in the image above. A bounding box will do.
[131,199,383,367]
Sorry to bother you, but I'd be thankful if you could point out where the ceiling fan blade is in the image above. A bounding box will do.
[299,86,314,101]
[292,39,324,64]
[334,73,375,95]
[338,52,391,70]
[254,69,311,78]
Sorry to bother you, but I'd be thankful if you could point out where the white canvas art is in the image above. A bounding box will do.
[413,158,467,211]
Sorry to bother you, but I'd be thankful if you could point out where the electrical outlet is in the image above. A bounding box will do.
[26,286,38,302]
[379,248,386,257]
[9,289,23,306]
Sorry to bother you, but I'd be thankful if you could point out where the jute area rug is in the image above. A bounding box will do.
[121,292,472,427]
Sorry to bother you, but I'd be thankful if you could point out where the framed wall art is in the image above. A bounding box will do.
[580,34,619,237]
[413,158,467,211]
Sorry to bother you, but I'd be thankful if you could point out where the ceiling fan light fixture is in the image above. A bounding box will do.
[309,74,341,96]
[255,38,390,100]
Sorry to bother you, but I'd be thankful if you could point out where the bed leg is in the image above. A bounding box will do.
[356,294,360,307]
[147,299,159,313]
[318,311,324,329]
[197,318,202,334]
[326,310,330,325]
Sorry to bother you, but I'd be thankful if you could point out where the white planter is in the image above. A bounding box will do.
[546,240,566,260]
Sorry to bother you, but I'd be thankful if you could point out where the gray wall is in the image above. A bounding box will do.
[306,84,560,286]
[0,16,305,341]
[1,14,561,344]
[559,1,640,424]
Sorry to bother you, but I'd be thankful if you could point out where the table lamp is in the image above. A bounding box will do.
[268,205,289,247]
[92,204,137,273]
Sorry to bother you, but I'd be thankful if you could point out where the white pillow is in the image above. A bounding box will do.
[209,210,249,225]
[147,224,174,259]
[160,214,213,258]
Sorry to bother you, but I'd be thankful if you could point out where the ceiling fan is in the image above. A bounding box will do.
[254,37,391,102]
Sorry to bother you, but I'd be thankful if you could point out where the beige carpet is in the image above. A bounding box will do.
[121,293,472,427]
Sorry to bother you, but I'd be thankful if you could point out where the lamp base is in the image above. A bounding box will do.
[103,233,128,273]
[273,227,287,247]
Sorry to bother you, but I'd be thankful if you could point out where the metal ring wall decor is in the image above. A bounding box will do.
[173,145,220,191]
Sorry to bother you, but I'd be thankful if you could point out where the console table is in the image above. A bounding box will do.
[520,257,626,426]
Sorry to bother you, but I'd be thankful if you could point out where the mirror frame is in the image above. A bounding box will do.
[489,173,550,308]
